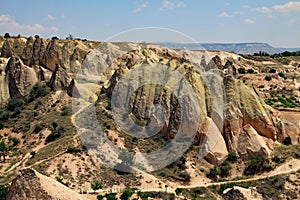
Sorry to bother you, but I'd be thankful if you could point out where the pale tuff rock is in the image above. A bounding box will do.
[1,40,14,58]
[49,64,70,90]
[223,75,277,157]
[5,57,38,98]
[198,117,228,165]
[67,79,81,98]
[7,168,87,200]
[223,186,263,200]
[30,37,46,66]
[0,62,9,103]
[237,124,273,159]
[42,39,62,71]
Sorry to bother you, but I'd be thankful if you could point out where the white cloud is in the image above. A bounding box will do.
[244,18,255,24]
[218,12,230,17]
[0,14,58,34]
[255,1,300,13]
[255,7,272,13]
[47,14,56,20]
[133,2,148,13]
[160,0,186,10]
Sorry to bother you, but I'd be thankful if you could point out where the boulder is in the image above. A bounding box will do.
[198,117,228,165]
[223,186,263,200]
[6,168,87,200]
[237,124,273,159]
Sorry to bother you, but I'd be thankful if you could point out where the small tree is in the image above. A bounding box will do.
[120,189,135,200]
[91,180,103,194]
[238,68,246,74]
[283,136,292,145]
[227,151,238,162]
[0,139,9,162]
[220,161,231,177]
[207,167,220,180]
[4,33,10,38]
[0,121,4,130]
[265,76,272,81]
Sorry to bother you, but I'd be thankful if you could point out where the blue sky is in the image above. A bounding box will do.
[1,0,300,47]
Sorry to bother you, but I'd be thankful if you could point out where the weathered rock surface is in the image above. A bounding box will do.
[223,186,263,200]
[1,40,14,58]
[67,79,81,97]
[49,64,70,90]
[5,57,38,98]
[7,168,87,200]
[237,124,273,159]
[223,75,277,158]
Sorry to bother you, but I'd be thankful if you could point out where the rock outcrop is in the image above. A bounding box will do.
[67,79,81,97]
[237,124,273,159]
[222,186,263,200]
[5,57,38,98]
[1,40,14,58]
[0,59,10,103]
[100,47,278,163]
[223,75,277,158]
[49,64,70,90]
[7,168,87,200]
[42,39,62,71]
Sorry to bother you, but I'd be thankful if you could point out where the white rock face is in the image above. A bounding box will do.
[223,186,263,200]
[237,124,273,159]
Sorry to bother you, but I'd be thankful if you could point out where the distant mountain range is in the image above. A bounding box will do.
[156,42,300,55]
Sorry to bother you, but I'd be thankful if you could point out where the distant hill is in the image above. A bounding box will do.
[156,42,300,55]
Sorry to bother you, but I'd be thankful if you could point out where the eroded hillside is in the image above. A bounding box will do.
[0,36,299,200]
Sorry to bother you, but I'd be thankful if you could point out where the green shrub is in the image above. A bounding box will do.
[8,136,20,146]
[52,122,58,130]
[227,151,238,162]
[0,122,3,130]
[137,191,150,200]
[45,126,65,143]
[220,161,231,177]
[91,180,103,193]
[105,193,117,200]
[265,76,272,81]
[269,69,276,73]
[27,83,50,103]
[247,68,255,74]
[238,68,246,74]
[207,167,220,180]
[7,98,23,112]
[278,72,285,78]
[34,124,43,133]
[61,106,71,116]
[120,189,135,200]
[175,188,183,195]
[0,111,10,121]
[0,184,9,200]
[244,155,272,176]
[283,136,292,145]
[272,156,285,164]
